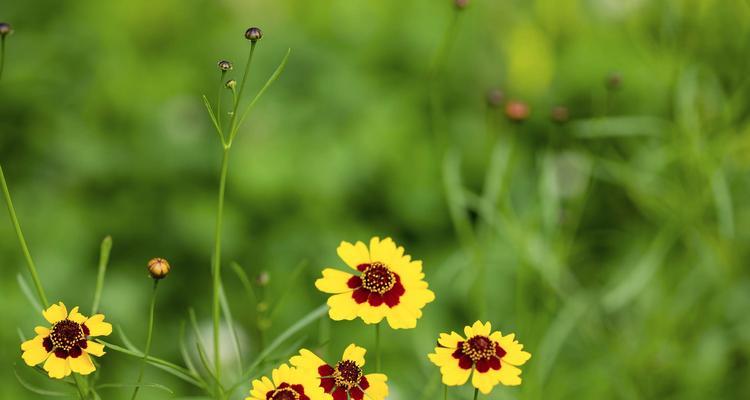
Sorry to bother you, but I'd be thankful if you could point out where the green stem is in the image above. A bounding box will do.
[0,165,49,308]
[1,36,6,80]
[73,374,89,399]
[443,384,448,400]
[375,323,381,371]
[91,236,113,314]
[130,280,159,400]
[216,72,226,132]
[227,43,257,145]
[473,388,479,400]
[211,147,230,394]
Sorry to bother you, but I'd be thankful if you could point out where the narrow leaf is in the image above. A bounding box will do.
[91,235,112,314]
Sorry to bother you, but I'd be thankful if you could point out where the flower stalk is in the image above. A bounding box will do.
[131,279,160,400]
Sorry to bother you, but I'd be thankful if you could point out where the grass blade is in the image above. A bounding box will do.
[96,382,174,394]
[17,274,42,312]
[91,235,112,314]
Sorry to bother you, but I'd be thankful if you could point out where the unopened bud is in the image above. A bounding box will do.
[245,27,263,42]
[455,0,470,9]
[217,60,233,71]
[0,22,12,37]
[505,100,530,122]
[551,106,569,124]
[225,79,236,89]
[256,271,270,286]
[147,258,171,280]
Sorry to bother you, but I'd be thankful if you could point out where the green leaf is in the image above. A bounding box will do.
[219,284,244,372]
[269,260,308,319]
[91,235,112,315]
[17,274,42,312]
[13,368,73,397]
[230,262,258,303]
[179,321,200,376]
[96,382,174,394]
[202,94,224,143]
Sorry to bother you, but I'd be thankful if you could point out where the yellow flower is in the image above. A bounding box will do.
[245,363,330,400]
[290,344,388,400]
[20,302,112,379]
[428,321,531,394]
[315,237,435,329]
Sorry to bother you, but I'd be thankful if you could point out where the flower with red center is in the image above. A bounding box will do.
[245,363,329,400]
[20,302,112,379]
[315,237,435,329]
[291,344,388,400]
[428,321,531,394]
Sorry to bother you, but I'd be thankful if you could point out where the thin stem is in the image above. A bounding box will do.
[227,43,257,143]
[375,323,381,371]
[91,236,113,314]
[217,71,226,132]
[443,384,448,400]
[0,165,49,308]
[130,280,159,400]
[211,147,230,394]
[0,37,6,80]
[73,374,88,399]
[473,388,479,400]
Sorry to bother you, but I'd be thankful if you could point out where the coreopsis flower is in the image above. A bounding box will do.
[291,344,388,400]
[315,237,435,329]
[428,321,531,394]
[20,302,112,379]
[245,363,329,400]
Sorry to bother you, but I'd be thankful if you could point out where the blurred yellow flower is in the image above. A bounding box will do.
[291,343,388,400]
[20,302,112,379]
[245,363,329,400]
[315,237,435,329]
[428,321,531,394]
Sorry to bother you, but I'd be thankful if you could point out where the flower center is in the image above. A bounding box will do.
[333,360,362,389]
[270,387,299,400]
[463,335,496,362]
[361,262,395,294]
[50,319,85,351]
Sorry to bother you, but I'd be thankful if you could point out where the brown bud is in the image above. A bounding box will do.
[505,100,530,122]
[245,27,263,42]
[147,258,171,280]
[0,22,12,37]
[455,0,470,9]
[225,79,236,89]
[217,60,233,71]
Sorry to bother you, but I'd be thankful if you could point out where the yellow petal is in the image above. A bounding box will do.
[43,302,68,324]
[465,321,491,338]
[272,364,294,386]
[68,306,87,324]
[34,326,50,336]
[43,355,72,379]
[496,332,531,366]
[472,368,502,394]
[337,241,370,270]
[290,349,326,373]
[437,354,471,386]
[69,352,96,375]
[85,341,105,357]
[427,347,455,367]
[438,332,465,348]
[21,336,50,366]
[84,314,112,337]
[368,237,404,268]
[358,304,387,325]
[384,303,420,329]
[364,373,389,400]
[248,376,275,400]
[315,268,354,294]
[497,362,523,386]
[327,292,360,321]
[342,344,367,367]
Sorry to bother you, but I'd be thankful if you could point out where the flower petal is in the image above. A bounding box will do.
[248,376,275,400]
[363,373,388,400]
[43,354,72,379]
[429,347,471,386]
[68,306,87,324]
[337,241,370,270]
[315,268,354,294]
[85,341,105,357]
[497,362,523,386]
[290,349,326,373]
[472,367,502,394]
[69,352,96,375]
[342,344,367,367]
[34,326,50,336]
[438,332,465,348]
[327,292,361,321]
[495,332,531,366]
[84,314,112,337]
[21,336,50,366]
[465,321,491,338]
[43,302,68,324]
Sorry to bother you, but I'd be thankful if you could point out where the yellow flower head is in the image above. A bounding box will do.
[20,302,112,379]
[428,321,531,394]
[245,363,329,400]
[315,237,435,329]
[290,344,388,400]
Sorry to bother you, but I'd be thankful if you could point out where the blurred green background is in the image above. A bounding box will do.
[2,0,750,398]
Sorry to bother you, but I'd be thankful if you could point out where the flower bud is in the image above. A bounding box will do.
[0,22,12,37]
[455,0,470,9]
[505,100,530,122]
[225,79,236,89]
[217,60,233,71]
[486,89,504,108]
[245,27,263,42]
[147,258,171,280]
[551,106,569,124]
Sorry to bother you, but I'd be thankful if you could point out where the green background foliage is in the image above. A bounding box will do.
[2,0,750,398]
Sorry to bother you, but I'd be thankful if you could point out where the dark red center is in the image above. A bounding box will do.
[361,263,395,294]
[266,383,308,400]
[50,320,84,351]
[271,389,298,400]
[452,336,507,373]
[334,360,362,388]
